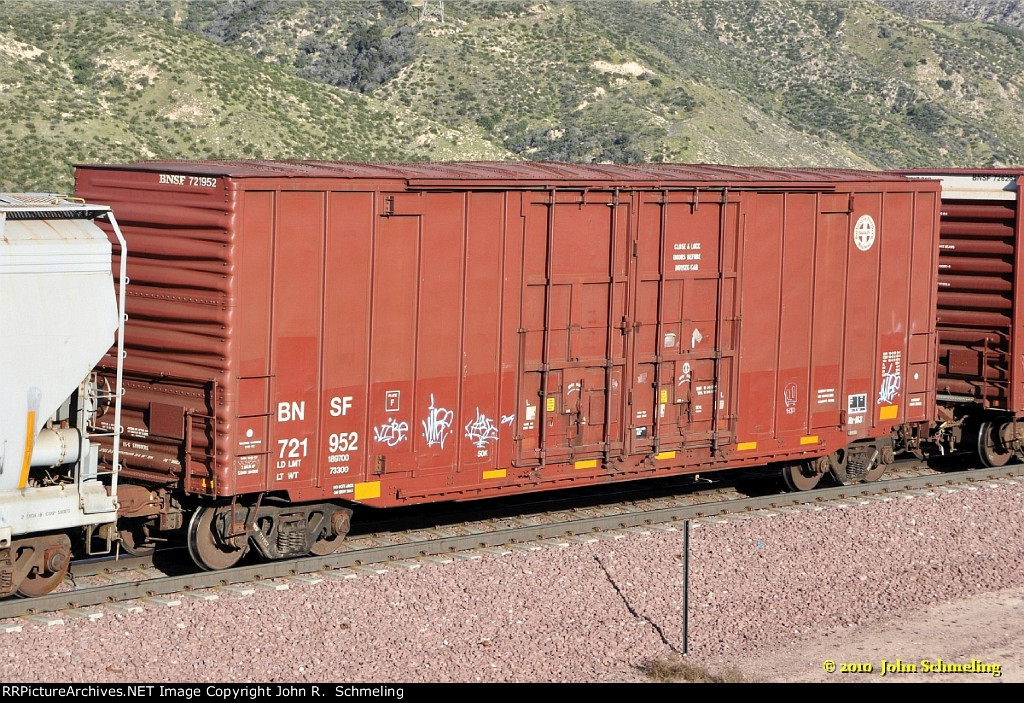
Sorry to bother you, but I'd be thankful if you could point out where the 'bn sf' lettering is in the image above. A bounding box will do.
[278,401,305,422]
[278,397,355,421]
[330,396,354,417]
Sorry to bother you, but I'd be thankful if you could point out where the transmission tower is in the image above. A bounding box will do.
[420,0,445,24]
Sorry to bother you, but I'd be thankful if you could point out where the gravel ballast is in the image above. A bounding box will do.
[1,479,1021,683]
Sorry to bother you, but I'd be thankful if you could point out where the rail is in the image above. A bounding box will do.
[2,461,1020,622]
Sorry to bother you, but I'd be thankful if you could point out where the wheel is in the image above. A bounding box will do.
[978,420,1013,467]
[187,505,248,571]
[15,536,71,598]
[309,509,351,556]
[781,460,823,491]
[862,444,892,483]
[828,449,849,485]
[118,517,158,557]
[310,532,344,556]
[16,566,67,598]
[862,456,887,482]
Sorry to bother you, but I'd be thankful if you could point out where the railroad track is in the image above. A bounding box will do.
[2,459,1021,624]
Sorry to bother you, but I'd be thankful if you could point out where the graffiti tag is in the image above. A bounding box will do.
[374,418,409,447]
[465,408,499,448]
[422,394,454,449]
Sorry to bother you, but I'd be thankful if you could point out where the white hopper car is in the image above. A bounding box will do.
[0,194,125,597]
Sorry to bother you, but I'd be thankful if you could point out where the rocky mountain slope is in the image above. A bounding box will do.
[1,0,1022,192]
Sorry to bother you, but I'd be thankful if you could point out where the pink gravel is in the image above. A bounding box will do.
[0,480,1021,683]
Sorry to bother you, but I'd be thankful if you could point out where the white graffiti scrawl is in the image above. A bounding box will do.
[465,408,499,448]
[878,350,902,405]
[374,418,409,447]
[422,394,454,449]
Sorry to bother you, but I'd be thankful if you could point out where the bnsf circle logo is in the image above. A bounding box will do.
[853,214,876,251]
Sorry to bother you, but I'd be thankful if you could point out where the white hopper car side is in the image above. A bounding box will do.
[0,194,126,597]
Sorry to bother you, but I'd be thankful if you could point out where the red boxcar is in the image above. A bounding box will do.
[75,161,941,567]
[895,168,1024,465]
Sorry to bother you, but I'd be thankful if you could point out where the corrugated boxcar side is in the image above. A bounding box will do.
[75,168,238,494]
[76,163,941,509]
[895,169,1024,413]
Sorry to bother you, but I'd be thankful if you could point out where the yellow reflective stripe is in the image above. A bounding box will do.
[879,405,899,420]
[737,441,757,451]
[483,469,506,480]
[574,459,598,469]
[800,435,819,445]
[353,481,381,500]
[655,451,676,460]
[19,410,36,490]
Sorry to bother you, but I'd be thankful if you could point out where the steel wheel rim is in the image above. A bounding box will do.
[187,505,247,571]
[782,462,822,491]
[978,421,1012,468]
[118,518,158,557]
[15,536,71,598]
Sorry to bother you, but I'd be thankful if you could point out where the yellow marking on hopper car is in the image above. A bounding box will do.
[18,410,36,490]
[655,451,676,460]
[574,459,598,470]
[353,481,381,500]
[800,435,819,445]
[483,469,507,480]
[879,405,899,420]
[546,397,556,412]
[660,389,669,403]
[737,441,757,451]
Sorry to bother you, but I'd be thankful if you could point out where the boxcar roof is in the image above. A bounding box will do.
[893,167,1022,200]
[77,160,930,188]
[895,167,1024,176]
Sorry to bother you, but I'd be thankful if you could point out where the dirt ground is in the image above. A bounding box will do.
[704,584,1024,683]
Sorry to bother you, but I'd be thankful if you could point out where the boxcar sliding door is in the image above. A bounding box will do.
[630,190,739,457]
[516,190,630,466]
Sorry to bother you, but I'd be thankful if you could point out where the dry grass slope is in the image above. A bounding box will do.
[1,0,1023,191]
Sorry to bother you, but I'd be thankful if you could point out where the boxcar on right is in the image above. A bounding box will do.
[896,168,1024,465]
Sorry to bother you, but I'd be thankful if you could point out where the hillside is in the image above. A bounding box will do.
[884,0,1024,28]
[1,0,1023,192]
[0,0,508,192]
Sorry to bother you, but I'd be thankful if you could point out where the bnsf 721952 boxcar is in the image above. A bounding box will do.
[896,168,1024,465]
[75,162,941,569]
